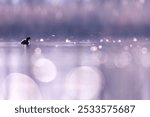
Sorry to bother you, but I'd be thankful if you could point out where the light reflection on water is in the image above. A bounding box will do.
[0,38,150,100]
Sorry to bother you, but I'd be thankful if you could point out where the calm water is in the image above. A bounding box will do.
[0,38,150,100]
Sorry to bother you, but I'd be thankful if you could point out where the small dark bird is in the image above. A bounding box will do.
[21,37,31,46]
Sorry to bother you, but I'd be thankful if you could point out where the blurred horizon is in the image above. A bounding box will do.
[0,0,150,39]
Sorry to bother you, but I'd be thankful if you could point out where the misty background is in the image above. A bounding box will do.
[1,0,150,100]
[0,0,150,39]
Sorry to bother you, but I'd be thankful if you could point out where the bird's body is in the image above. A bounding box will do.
[21,37,31,46]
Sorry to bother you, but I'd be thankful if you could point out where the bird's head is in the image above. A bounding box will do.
[26,37,31,41]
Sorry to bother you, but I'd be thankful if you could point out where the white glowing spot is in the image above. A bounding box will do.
[90,46,98,52]
[129,44,133,48]
[118,40,121,43]
[100,39,104,42]
[52,35,55,37]
[34,48,42,55]
[98,45,102,49]
[113,40,116,43]
[33,58,57,83]
[55,45,59,47]
[66,38,71,43]
[133,37,138,42]
[106,39,109,42]
[2,73,41,100]
[114,52,132,68]
[142,47,148,54]
[64,66,104,99]
[141,53,150,68]
[40,38,44,42]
